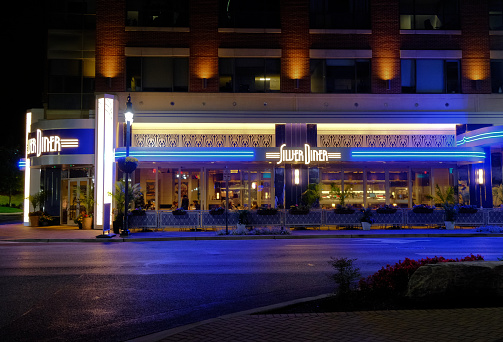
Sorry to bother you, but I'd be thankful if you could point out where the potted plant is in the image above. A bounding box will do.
[301,183,321,209]
[109,180,142,233]
[359,207,374,230]
[412,204,436,213]
[376,204,397,214]
[39,213,53,226]
[459,205,478,214]
[209,206,225,215]
[334,204,356,214]
[27,191,44,226]
[172,207,187,215]
[257,207,278,215]
[443,203,458,229]
[74,214,84,229]
[117,156,138,174]
[289,204,310,215]
[329,183,355,209]
[81,213,93,229]
[237,209,251,232]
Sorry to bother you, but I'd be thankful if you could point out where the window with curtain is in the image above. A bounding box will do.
[126,57,189,92]
[400,0,460,30]
[401,59,460,93]
[310,59,371,93]
[218,0,280,28]
[219,58,281,93]
[489,0,503,30]
[310,0,370,29]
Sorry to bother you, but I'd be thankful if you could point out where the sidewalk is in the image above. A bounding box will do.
[2,221,502,342]
[1,222,503,242]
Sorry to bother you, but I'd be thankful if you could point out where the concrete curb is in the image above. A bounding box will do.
[126,293,334,342]
[2,233,503,243]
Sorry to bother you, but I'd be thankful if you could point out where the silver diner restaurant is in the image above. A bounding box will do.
[23,93,502,231]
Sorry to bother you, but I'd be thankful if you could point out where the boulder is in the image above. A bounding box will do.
[406,261,503,300]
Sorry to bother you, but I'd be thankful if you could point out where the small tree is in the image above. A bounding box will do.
[301,183,321,208]
[330,183,354,207]
[328,257,361,295]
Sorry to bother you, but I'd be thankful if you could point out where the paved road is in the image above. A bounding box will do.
[0,237,502,341]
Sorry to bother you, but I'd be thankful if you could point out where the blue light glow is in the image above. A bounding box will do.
[115,148,255,161]
[351,149,485,160]
[457,131,503,146]
[18,159,26,170]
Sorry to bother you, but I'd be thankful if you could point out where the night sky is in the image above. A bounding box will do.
[5,2,45,150]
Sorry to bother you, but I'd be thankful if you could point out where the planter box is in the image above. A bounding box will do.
[334,208,356,214]
[82,217,93,230]
[29,216,40,227]
[361,222,371,230]
[289,209,310,215]
[445,221,455,230]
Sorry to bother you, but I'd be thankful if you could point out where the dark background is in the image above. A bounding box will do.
[5,1,45,150]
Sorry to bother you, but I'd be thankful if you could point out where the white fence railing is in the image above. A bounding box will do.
[126,208,503,230]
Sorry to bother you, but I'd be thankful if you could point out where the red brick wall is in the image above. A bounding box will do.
[95,0,501,95]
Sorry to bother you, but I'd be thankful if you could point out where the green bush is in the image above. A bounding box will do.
[328,257,361,295]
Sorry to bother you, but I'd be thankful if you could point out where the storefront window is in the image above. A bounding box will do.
[389,169,409,208]
[344,170,364,207]
[411,169,431,205]
[366,170,385,208]
[320,169,342,208]
[432,168,453,205]
[458,165,470,205]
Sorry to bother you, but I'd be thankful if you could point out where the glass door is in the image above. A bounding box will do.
[62,178,89,225]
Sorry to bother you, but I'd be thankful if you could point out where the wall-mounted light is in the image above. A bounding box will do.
[203,78,208,89]
[252,182,257,190]
[294,79,300,89]
[386,79,391,90]
[477,168,484,185]
[294,169,300,185]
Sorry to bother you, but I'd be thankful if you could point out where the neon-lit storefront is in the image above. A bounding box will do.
[24,94,502,230]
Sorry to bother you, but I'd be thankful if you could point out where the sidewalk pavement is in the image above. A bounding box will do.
[1,221,503,243]
[2,221,502,342]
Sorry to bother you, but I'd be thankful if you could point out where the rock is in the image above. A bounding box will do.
[406,261,503,300]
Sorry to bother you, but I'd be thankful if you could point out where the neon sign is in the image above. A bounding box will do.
[266,144,341,165]
[27,129,80,157]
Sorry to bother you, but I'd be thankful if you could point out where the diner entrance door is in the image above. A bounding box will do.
[61,178,90,225]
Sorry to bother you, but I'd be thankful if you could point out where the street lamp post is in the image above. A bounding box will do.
[122,95,134,236]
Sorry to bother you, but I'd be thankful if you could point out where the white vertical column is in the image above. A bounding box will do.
[23,112,32,225]
[95,94,116,230]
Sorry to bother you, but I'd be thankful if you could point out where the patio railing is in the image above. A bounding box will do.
[126,208,503,231]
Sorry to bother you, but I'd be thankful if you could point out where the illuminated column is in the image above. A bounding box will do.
[23,112,32,226]
[95,94,116,230]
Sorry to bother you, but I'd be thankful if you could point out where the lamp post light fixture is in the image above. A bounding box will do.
[477,168,484,209]
[122,94,134,236]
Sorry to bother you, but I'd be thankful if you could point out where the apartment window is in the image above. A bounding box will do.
[490,0,503,30]
[491,60,503,93]
[218,0,280,28]
[47,59,95,110]
[219,59,281,93]
[310,0,370,29]
[126,0,189,27]
[401,59,460,93]
[400,0,459,30]
[310,59,371,93]
[126,57,189,92]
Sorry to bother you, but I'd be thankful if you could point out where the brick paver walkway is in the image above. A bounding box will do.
[158,308,503,342]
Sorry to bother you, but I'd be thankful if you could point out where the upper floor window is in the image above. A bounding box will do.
[126,57,189,92]
[401,59,460,93]
[400,0,459,30]
[490,0,503,30]
[491,60,503,93]
[310,0,370,29]
[219,0,280,29]
[126,0,189,27]
[219,58,281,92]
[310,59,371,93]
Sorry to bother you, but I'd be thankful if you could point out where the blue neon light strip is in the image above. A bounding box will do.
[18,159,26,169]
[457,131,503,146]
[352,151,485,158]
[115,149,255,160]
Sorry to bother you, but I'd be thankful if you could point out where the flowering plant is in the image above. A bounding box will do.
[375,204,397,214]
[117,156,138,173]
[39,213,53,223]
[289,204,310,215]
[358,254,484,295]
[459,205,478,214]
[74,213,92,224]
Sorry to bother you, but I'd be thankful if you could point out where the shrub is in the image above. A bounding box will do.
[358,254,484,296]
[475,225,503,233]
[329,257,361,295]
